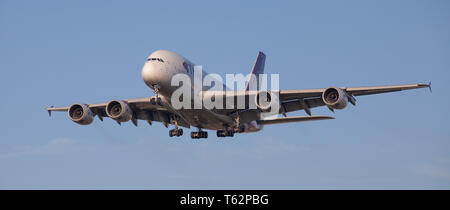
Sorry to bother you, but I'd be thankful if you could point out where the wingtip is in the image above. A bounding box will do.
[428,81,432,93]
[46,106,54,117]
[314,115,335,120]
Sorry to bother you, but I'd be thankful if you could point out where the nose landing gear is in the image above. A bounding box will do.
[150,84,162,105]
[150,97,162,106]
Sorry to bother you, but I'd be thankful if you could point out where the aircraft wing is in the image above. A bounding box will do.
[278,83,431,114]
[279,83,431,100]
[256,116,334,125]
[45,97,190,128]
[201,82,431,115]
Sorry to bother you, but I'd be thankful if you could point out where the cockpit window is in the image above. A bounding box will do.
[147,58,164,62]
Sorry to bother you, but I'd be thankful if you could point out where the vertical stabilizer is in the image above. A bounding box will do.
[245,51,266,91]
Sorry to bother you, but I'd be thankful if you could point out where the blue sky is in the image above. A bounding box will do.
[1,0,449,189]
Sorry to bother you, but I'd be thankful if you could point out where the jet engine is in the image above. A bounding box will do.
[106,100,133,122]
[241,120,263,133]
[254,90,280,112]
[68,103,94,125]
[322,87,348,109]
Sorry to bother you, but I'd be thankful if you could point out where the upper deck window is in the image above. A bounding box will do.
[147,58,164,62]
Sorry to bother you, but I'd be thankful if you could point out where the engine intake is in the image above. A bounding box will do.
[68,104,94,125]
[106,100,133,122]
[322,87,348,110]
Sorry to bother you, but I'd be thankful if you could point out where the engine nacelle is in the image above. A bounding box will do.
[240,121,263,133]
[322,87,348,110]
[68,103,94,125]
[106,100,133,122]
[254,90,280,112]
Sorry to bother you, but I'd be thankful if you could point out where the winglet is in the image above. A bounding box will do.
[47,106,54,117]
[428,81,432,93]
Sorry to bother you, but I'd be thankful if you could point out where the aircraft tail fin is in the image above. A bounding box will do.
[245,51,266,91]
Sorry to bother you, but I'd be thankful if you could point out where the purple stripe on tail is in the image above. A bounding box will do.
[245,51,266,91]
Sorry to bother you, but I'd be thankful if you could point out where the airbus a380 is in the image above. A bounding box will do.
[46,50,430,139]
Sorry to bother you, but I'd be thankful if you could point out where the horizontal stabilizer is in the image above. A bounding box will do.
[256,115,334,125]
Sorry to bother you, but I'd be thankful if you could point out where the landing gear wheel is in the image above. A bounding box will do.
[151,97,162,106]
[150,98,156,105]
[217,130,224,137]
[217,130,234,137]
[190,131,208,139]
[169,129,183,137]
[228,131,234,137]
[157,98,162,105]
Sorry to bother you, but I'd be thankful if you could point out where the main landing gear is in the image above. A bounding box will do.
[169,116,183,137]
[216,113,239,137]
[190,128,208,139]
[169,128,183,137]
[216,130,234,137]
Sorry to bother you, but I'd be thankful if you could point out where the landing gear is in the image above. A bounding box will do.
[190,131,208,139]
[190,128,208,139]
[216,130,234,137]
[150,97,162,105]
[150,84,162,105]
[169,128,183,137]
[232,112,241,133]
[169,115,182,137]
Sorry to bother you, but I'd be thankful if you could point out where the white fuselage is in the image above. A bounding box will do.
[141,50,262,132]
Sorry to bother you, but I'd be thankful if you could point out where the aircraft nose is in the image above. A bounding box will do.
[142,61,173,93]
[141,60,179,96]
[141,63,159,87]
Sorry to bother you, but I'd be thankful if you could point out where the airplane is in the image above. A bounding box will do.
[46,50,431,139]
